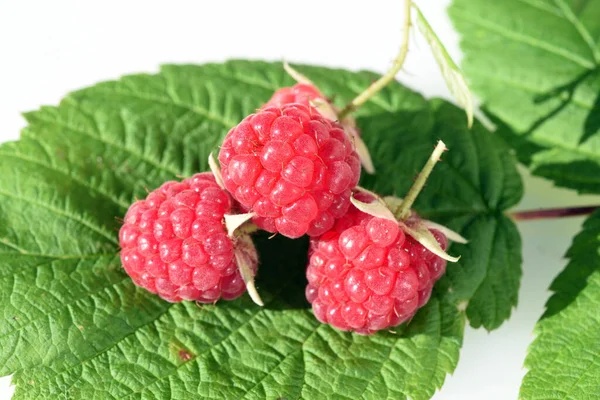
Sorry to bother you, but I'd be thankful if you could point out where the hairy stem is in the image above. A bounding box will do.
[395,140,447,220]
[510,206,599,221]
[337,0,413,120]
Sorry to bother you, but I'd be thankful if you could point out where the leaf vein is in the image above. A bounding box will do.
[0,151,130,210]
[0,188,118,246]
[452,8,596,68]
[91,87,238,128]
[29,114,182,178]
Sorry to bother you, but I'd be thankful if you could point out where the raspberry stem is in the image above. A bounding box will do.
[338,0,413,120]
[395,140,447,220]
[510,206,599,221]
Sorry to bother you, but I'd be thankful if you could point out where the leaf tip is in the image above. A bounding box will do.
[224,212,256,238]
[350,192,396,221]
[399,220,461,262]
[246,280,265,307]
[234,237,263,307]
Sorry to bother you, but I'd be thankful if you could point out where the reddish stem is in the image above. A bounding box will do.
[510,206,599,221]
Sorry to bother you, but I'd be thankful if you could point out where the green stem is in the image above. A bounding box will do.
[337,0,413,120]
[395,140,447,220]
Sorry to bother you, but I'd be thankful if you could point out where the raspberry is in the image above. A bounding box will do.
[218,103,361,238]
[119,172,258,303]
[265,81,376,175]
[265,83,325,109]
[305,192,448,335]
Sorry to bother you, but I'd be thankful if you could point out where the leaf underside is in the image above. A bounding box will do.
[450,0,600,193]
[0,61,522,399]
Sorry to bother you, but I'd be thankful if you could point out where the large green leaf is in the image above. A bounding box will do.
[449,0,600,193]
[0,60,522,399]
[521,210,600,399]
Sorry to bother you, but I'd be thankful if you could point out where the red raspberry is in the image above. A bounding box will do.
[265,83,326,109]
[305,192,448,335]
[218,103,361,238]
[265,82,375,175]
[118,172,258,303]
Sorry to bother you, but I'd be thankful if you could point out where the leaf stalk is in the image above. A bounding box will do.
[510,206,599,221]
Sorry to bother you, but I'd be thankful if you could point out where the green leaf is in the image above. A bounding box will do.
[0,60,522,399]
[520,210,600,399]
[413,4,474,128]
[449,0,600,193]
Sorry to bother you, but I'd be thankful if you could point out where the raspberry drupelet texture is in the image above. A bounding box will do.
[264,82,375,175]
[119,172,258,303]
[305,192,448,335]
[218,103,361,239]
[264,83,326,109]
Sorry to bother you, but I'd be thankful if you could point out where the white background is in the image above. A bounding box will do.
[1,1,599,399]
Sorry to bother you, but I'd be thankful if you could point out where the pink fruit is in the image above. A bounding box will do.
[218,103,360,238]
[119,172,258,303]
[305,192,448,334]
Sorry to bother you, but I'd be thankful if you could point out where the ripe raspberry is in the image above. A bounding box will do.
[265,83,325,109]
[118,172,258,303]
[218,103,361,239]
[264,82,375,175]
[305,192,448,335]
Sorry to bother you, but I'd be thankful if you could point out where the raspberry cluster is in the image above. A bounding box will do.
[118,68,458,335]
[218,103,361,238]
[305,192,448,334]
[119,173,257,303]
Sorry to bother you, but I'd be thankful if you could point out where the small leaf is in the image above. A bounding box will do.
[383,195,404,210]
[208,152,225,189]
[234,234,263,307]
[383,196,468,244]
[414,4,474,128]
[355,185,388,202]
[310,98,338,120]
[224,212,256,238]
[350,192,396,221]
[421,219,468,244]
[398,220,460,262]
[341,117,377,174]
